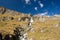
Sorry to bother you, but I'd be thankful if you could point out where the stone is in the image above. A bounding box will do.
[0,6,6,14]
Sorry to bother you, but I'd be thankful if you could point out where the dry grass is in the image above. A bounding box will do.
[0,13,60,40]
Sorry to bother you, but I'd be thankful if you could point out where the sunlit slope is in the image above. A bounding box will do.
[0,7,60,40]
[28,16,60,40]
[0,9,30,36]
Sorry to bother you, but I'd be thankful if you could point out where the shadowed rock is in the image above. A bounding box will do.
[1,17,6,21]
[4,34,16,40]
[8,17,14,20]
[0,33,2,40]
[20,17,30,21]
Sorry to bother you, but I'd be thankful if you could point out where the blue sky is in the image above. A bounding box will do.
[0,0,60,15]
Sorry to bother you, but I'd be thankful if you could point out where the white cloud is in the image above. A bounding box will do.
[34,7,38,10]
[40,3,44,8]
[40,12,48,16]
[35,11,48,16]
[25,0,30,4]
[38,1,44,8]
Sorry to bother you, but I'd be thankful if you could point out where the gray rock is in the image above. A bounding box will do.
[0,6,6,14]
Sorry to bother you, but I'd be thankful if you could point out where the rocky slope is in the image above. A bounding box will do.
[0,6,60,40]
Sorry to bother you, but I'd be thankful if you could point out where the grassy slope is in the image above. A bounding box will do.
[0,10,60,40]
[28,17,60,40]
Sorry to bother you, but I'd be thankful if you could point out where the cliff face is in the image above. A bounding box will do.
[0,6,60,40]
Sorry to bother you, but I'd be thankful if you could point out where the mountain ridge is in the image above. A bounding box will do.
[0,6,60,17]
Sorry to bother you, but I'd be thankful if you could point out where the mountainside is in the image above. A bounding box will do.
[0,6,60,40]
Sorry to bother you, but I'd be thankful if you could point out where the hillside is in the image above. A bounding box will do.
[0,6,60,40]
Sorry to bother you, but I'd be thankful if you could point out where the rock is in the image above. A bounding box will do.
[0,6,6,14]
[54,23,60,27]
[4,34,15,40]
[1,17,6,21]
[30,17,34,23]
[39,17,45,22]
[0,33,2,40]
[8,17,14,20]
[18,18,21,21]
